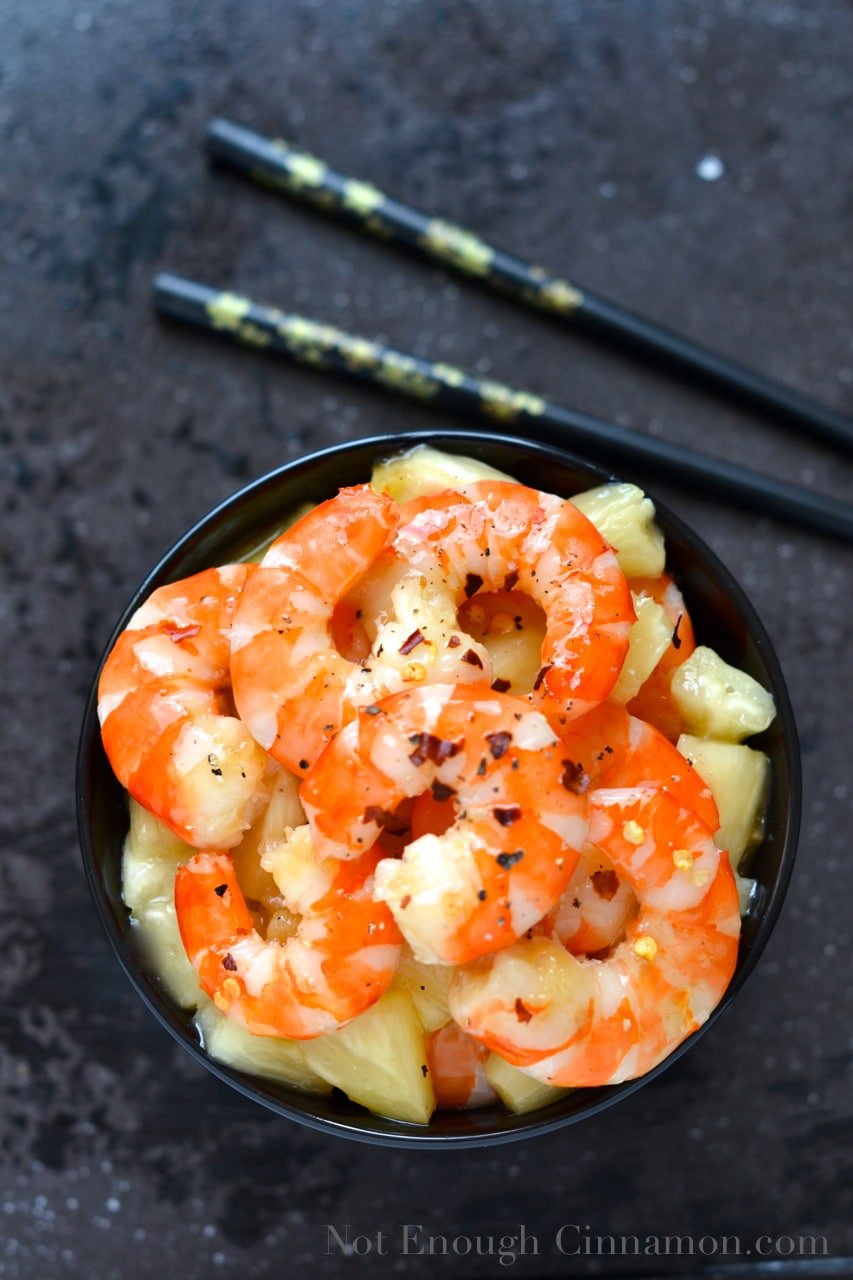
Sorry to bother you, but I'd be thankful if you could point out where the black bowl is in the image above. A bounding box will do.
[77,430,801,1147]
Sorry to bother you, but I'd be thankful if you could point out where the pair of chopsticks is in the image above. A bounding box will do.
[153,117,853,543]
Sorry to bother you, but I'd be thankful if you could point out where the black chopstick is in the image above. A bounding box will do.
[205,117,853,456]
[154,272,853,543]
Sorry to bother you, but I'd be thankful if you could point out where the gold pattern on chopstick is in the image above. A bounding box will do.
[277,145,327,189]
[433,363,467,388]
[342,179,385,216]
[206,294,272,348]
[479,381,547,423]
[520,264,584,314]
[537,277,584,313]
[420,219,493,276]
[237,322,271,348]
[375,352,439,400]
[340,336,383,369]
[207,292,251,331]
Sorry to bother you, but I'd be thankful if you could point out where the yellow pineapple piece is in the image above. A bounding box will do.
[370,444,511,503]
[302,987,436,1125]
[672,647,775,742]
[393,948,454,1032]
[122,800,200,1009]
[195,1000,330,1094]
[485,1053,568,1114]
[571,483,665,578]
[611,593,673,703]
[677,735,770,869]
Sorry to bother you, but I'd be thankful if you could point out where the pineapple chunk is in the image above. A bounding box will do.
[611,593,673,703]
[462,590,546,694]
[370,444,511,503]
[485,1054,568,1115]
[122,800,200,1009]
[677,735,770,869]
[302,987,436,1125]
[195,1000,330,1094]
[394,948,454,1032]
[571,483,666,578]
[671,647,775,742]
[123,799,192,906]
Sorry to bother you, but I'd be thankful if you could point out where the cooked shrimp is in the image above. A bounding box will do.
[230,486,493,774]
[628,574,696,741]
[98,565,270,848]
[535,700,718,958]
[426,1022,497,1109]
[174,826,402,1039]
[449,786,740,1086]
[229,485,398,774]
[300,683,588,964]
[540,846,636,956]
[557,700,719,832]
[392,481,635,720]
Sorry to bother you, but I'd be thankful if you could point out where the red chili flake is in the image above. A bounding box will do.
[363,805,410,836]
[514,998,533,1023]
[408,732,462,767]
[222,954,237,971]
[213,884,228,897]
[494,806,521,826]
[504,570,519,591]
[672,614,683,650]
[431,780,456,802]
[485,730,512,759]
[496,849,524,869]
[399,894,412,910]
[560,759,589,794]
[448,635,461,648]
[591,869,619,900]
[533,664,553,691]
[462,648,484,668]
[491,678,511,693]
[464,572,484,598]
[160,621,202,644]
[399,628,425,655]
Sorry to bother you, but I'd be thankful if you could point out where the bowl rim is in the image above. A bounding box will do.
[76,428,801,1148]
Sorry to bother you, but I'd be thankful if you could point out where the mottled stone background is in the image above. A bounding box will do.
[1,1,851,1277]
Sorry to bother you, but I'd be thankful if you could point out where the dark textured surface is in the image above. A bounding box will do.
[1,2,851,1277]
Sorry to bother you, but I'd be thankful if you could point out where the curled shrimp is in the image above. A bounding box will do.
[98,565,270,848]
[174,826,402,1038]
[230,486,399,774]
[392,481,635,720]
[537,700,719,957]
[557,700,719,831]
[449,786,740,1086]
[300,683,588,965]
[628,574,696,741]
[540,847,637,956]
[426,1022,497,1110]
[230,486,493,774]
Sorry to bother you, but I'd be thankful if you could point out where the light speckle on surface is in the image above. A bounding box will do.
[696,153,725,181]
